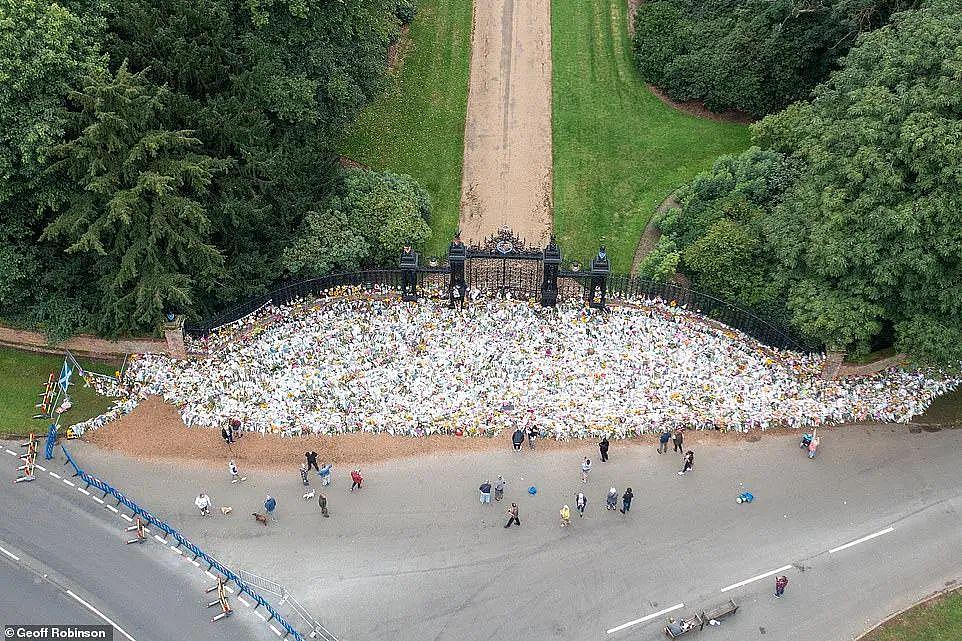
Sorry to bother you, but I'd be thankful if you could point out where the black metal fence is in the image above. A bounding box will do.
[185,268,820,353]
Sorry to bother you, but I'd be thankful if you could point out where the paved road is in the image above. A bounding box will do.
[12,422,962,641]
[0,459,275,641]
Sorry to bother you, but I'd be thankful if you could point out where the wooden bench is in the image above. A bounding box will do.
[699,599,739,627]
[663,599,738,638]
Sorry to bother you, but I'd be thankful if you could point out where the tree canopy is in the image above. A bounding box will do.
[0,0,428,337]
[660,0,962,366]
[633,0,917,117]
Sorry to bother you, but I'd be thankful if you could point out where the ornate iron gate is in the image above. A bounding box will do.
[464,227,544,298]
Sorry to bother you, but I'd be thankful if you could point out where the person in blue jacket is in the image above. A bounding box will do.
[658,430,671,454]
[264,494,277,521]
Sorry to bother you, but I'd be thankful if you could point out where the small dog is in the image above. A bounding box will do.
[302,489,315,500]
[220,506,233,515]
[251,512,268,526]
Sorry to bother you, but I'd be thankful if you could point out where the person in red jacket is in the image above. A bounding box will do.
[774,575,789,598]
[350,469,363,491]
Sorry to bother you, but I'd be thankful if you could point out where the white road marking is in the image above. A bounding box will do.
[66,589,137,641]
[4,449,16,456]
[829,527,895,554]
[720,565,794,593]
[49,472,61,479]
[120,514,133,522]
[0,545,20,561]
[154,535,166,544]
[171,548,183,556]
[238,597,250,607]
[34,464,46,471]
[269,624,282,636]
[91,496,105,504]
[191,560,201,567]
[77,488,90,495]
[255,611,267,622]
[225,586,235,594]
[62,479,75,487]
[105,505,119,513]
[606,603,685,634]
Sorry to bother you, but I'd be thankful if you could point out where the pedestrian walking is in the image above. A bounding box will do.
[620,488,633,514]
[678,450,694,475]
[581,457,592,483]
[221,425,233,446]
[606,487,618,510]
[512,428,524,451]
[808,435,820,459]
[576,491,588,517]
[318,493,330,518]
[299,463,310,486]
[264,494,277,521]
[350,468,363,491]
[228,460,239,483]
[527,424,538,450]
[599,436,610,462]
[494,475,506,501]
[305,451,319,472]
[658,430,671,454]
[672,428,684,453]
[504,503,520,528]
[479,480,492,504]
[195,492,212,517]
[560,505,571,527]
[317,463,332,486]
[774,575,789,598]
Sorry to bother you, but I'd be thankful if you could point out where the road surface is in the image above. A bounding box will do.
[0,456,275,641]
[7,421,962,641]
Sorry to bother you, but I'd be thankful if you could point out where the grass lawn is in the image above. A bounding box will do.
[0,347,120,439]
[339,0,474,259]
[861,588,962,641]
[551,0,750,272]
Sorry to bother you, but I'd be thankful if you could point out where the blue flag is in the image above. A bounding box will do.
[59,360,73,392]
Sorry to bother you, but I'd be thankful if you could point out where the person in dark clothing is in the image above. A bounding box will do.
[504,503,520,528]
[672,428,684,454]
[318,493,329,518]
[221,426,233,446]
[774,575,788,598]
[620,488,633,514]
[599,436,610,462]
[527,425,538,450]
[305,451,319,472]
[512,428,524,451]
[678,450,694,475]
[658,430,671,454]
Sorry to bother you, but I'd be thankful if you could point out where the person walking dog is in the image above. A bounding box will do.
[264,494,277,521]
[195,492,212,517]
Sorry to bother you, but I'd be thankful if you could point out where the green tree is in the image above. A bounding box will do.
[633,0,916,116]
[638,236,681,283]
[42,65,229,333]
[754,0,962,363]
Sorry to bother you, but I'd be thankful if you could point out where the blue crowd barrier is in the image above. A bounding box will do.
[61,446,303,640]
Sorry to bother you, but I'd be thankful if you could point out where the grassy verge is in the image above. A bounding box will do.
[550,0,750,272]
[861,588,962,641]
[339,0,474,259]
[0,347,120,439]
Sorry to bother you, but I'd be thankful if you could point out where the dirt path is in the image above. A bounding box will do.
[458,0,553,248]
[630,191,678,276]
